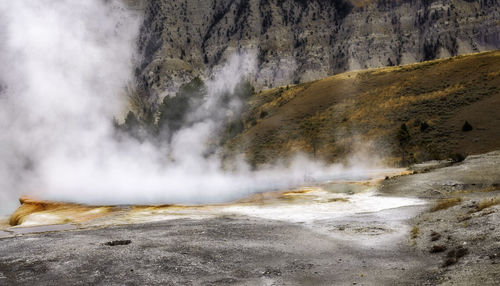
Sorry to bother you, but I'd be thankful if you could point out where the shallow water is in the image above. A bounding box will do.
[220,189,425,223]
[3,168,426,238]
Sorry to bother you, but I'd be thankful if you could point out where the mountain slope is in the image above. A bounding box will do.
[224,50,500,166]
[132,0,500,100]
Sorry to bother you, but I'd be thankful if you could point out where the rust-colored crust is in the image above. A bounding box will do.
[9,196,109,226]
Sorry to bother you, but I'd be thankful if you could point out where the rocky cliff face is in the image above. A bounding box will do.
[131,0,499,101]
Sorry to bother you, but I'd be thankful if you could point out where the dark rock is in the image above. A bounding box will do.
[104,240,132,246]
[430,231,441,241]
[443,246,469,267]
[430,245,447,253]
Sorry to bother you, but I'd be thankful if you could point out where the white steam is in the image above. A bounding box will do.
[0,0,383,214]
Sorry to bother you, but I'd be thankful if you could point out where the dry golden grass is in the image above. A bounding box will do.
[449,186,498,195]
[411,226,419,239]
[430,197,462,212]
[225,50,500,166]
[351,0,372,8]
[327,198,349,203]
[476,197,500,211]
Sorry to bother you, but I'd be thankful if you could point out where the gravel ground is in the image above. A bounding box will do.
[0,214,436,286]
[380,151,500,285]
[1,151,499,285]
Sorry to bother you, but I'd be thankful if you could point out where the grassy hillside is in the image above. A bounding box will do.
[225,50,500,166]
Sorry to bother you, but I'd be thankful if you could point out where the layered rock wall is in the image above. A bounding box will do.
[133,0,499,99]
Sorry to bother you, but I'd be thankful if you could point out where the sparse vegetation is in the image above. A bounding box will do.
[462,121,473,132]
[224,51,500,166]
[397,123,411,165]
[430,197,462,212]
[116,77,258,151]
[443,246,469,267]
[449,153,465,163]
[228,119,244,139]
[411,226,419,239]
[158,76,207,136]
[121,111,140,133]
[476,197,500,211]
[449,186,497,195]
[302,119,321,159]
[327,198,349,203]
[420,121,429,132]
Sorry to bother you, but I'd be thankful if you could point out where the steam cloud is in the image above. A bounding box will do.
[0,0,383,214]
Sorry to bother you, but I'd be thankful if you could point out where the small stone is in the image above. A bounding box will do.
[430,231,441,242]
[104,240,132,246]
[430,245,447,253]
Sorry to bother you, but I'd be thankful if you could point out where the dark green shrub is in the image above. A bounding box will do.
[157,77,207,134]
[233,80,255,101]
[228,119,244,138]
[397,123,411,165]
[115,111,149,140]
[123,111,140,132]
[450,153,465,163]
[420,121,430,132]
[397,123,410,146]
[462,121,473,132]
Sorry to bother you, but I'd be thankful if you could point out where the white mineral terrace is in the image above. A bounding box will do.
[0,169,427,242]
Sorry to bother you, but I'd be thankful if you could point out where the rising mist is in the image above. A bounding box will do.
[0,0,384,214]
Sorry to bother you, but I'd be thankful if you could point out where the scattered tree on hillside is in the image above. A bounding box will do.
[462,121,473,132]
[123,111,140,132]
[117,77,256,154]
[221,80,256,142]
[397,123,411,165]
[228,119,244,139]
[303,120,321,160]
[420,121,430,132]
[450,152,465,163]
[157,77,207,136]
[232,80,255,101]
[114,111,150,140]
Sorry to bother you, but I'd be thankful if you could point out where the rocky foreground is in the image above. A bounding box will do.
[0,151,499,285]
[381,151,500,285]
[0,214,434,285]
